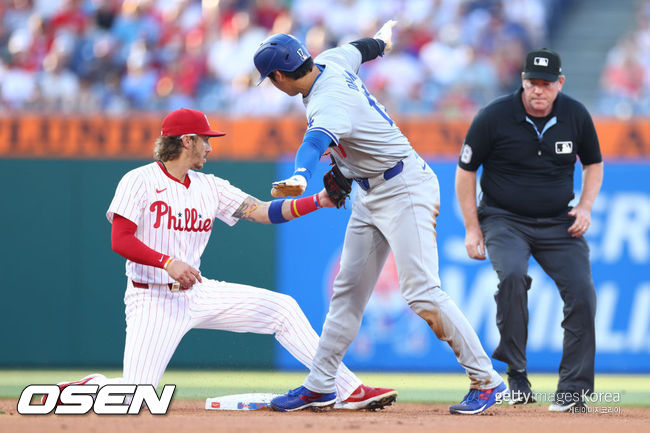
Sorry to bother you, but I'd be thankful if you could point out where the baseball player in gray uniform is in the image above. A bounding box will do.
[254,21,506,414]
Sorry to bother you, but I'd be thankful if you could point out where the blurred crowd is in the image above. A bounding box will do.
[598,0,650,117]
[1,0,565,116]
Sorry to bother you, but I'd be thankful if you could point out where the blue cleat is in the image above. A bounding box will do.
[449,381,508,415]
[271,386,337,412]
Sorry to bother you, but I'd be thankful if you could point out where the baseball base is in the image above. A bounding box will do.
[205,393,279,410]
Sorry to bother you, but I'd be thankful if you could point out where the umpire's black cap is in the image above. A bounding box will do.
[524,48,562,82]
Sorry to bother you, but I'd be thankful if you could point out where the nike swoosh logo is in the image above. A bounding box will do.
[156,188,167,193]
[349,388,365,399]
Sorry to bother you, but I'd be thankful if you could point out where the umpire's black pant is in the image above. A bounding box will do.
[478,202,596,395]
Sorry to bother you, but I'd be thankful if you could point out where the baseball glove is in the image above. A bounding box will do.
[323,164,352,208]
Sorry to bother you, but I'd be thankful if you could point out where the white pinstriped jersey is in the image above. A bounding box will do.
[106,161,247,284]
[306,45,411,179]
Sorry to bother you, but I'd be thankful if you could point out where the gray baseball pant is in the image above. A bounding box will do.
[304,152,502,394]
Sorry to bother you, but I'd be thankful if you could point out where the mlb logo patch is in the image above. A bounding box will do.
[555,141,573,154]
[534,57,549,67]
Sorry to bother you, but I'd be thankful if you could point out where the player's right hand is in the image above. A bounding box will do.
[317,188,336,208]
[271,174,307,197]
[166,260,202,288]
[374,19,397,52]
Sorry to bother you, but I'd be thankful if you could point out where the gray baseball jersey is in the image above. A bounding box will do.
[305,45,411,178]
[302,45,503,394]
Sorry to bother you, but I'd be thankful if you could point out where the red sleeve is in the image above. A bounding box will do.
[111,214,170,268]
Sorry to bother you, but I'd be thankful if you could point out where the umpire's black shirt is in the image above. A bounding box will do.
[458,88,602,218]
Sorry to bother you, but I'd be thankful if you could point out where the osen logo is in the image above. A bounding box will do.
[17,384,176,415]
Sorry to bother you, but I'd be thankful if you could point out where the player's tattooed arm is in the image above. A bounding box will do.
[232,195,289,224]
[233,191,335,224]
[232,196,270,223]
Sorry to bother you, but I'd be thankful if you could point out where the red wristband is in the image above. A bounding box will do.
[290,194,319,218]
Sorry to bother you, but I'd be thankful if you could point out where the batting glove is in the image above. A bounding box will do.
[374,19,397,52]
[271,174,307,197]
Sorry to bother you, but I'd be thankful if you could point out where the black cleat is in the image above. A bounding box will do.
[507,368,536,405]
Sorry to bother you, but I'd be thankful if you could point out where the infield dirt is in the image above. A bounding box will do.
[1,399,648,433]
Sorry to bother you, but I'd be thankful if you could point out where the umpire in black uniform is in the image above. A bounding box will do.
[455,48,603,412]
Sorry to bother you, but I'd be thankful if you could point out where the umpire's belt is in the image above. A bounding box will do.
[132,281,189,291]
[354,160,404,192]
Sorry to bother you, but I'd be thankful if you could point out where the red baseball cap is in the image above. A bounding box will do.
[161,108,225,137]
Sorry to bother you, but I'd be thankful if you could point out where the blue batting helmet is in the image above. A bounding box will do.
[253,34,311,85]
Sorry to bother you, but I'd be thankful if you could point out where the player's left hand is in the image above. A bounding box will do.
[271,174,307,197]
[568,205,591,238]
[166,259,202,288]
[374,19,397,52]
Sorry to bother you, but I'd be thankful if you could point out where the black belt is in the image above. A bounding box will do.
[354,160,404,191]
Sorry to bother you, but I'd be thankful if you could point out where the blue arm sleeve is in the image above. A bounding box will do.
[293,130,332,181]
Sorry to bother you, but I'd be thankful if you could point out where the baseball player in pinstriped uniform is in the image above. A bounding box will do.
[254,21,507,414]
[44,108,396,411]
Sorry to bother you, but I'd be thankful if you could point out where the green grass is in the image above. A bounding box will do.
[1,370,649,406]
